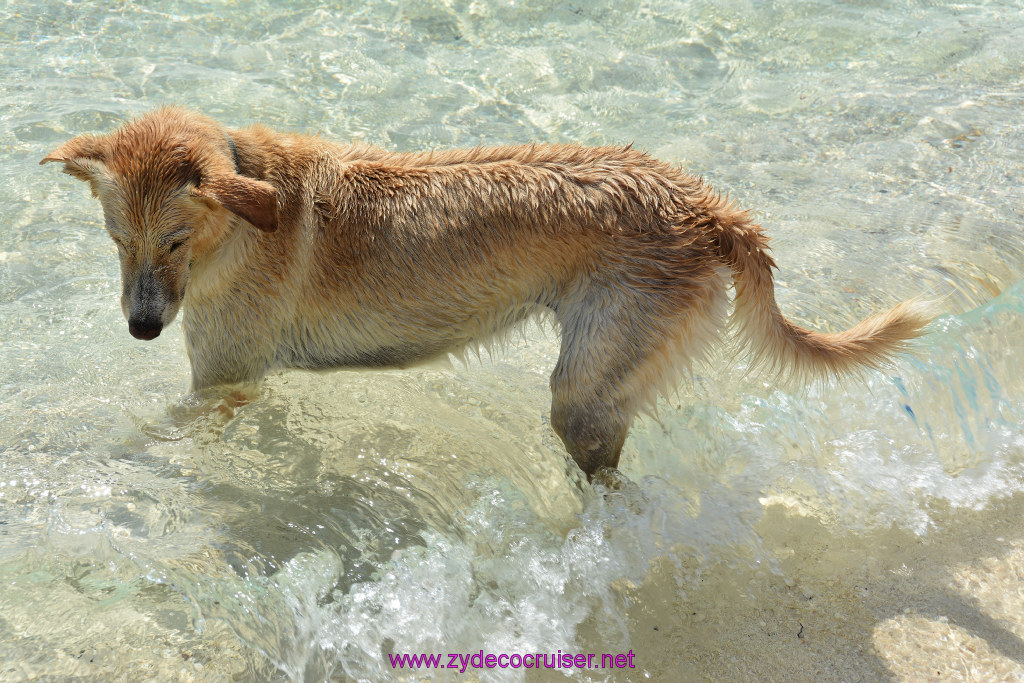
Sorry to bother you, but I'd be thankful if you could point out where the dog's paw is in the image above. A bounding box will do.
[590,466,626,489]
[590,467,650,513]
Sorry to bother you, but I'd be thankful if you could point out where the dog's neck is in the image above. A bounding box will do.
[185,217,257,302]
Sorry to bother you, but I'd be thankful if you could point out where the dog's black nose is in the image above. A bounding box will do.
[128,319,162,340]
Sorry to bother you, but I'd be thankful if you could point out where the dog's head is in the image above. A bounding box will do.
[41,107,278,340]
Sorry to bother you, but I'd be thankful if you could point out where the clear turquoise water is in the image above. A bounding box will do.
[1,1,1023,680]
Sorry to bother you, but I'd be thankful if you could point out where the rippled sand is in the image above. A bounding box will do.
[621,493,1024,682]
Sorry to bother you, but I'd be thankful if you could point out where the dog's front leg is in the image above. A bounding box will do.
[185,359,263,421]
[183,322,275,391]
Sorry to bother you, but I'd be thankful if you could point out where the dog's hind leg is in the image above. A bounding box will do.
[549,387,632,478]
[548,293,661,478]
[549,268,729,478]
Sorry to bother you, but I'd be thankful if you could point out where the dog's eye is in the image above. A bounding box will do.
[169,240,187,253]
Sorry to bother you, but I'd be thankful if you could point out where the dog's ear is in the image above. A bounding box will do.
[40,134,108,182]
[191,174,278,232]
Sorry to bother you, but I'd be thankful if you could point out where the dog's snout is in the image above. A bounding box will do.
[123,265,178,340]
[128,318,162,340]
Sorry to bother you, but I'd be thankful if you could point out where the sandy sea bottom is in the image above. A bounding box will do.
[1,0,1023,680]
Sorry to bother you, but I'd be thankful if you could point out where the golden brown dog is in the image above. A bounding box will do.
[42,107,932,476]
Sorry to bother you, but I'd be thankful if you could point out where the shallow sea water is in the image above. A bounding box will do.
[2,1,1023,680]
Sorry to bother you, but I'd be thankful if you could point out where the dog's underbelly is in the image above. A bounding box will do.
[275,299,547,373]
[278,341,451,371]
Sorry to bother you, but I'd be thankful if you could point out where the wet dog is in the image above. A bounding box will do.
[42,108,932,477]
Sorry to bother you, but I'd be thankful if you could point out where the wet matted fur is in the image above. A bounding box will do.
[42,108,933,477]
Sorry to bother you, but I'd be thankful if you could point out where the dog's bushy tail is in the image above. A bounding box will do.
[714,208,934,382]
